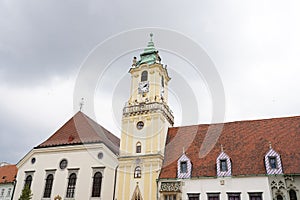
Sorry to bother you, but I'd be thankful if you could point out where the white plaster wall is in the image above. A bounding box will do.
[13,143,118,200]
[0,183,14,200]
[181,176,272,200]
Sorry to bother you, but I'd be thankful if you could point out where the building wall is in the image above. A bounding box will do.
[269,175,300,200]
[13,143,118,200]
[0,183,14,200]
[159,176,272,200]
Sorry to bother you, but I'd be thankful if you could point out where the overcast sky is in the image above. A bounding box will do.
[1,0,300,164]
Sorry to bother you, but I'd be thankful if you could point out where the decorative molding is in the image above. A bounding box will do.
[160,182,181,192]
[123,102,174,125]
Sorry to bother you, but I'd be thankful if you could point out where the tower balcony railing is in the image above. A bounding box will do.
[123,102,174,125]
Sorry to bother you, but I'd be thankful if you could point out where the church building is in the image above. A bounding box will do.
[13,112,119,200]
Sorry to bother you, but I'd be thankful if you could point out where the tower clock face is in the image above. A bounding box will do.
[138,81,149,94]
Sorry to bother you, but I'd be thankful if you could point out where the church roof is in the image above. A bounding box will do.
[159,115,300,179]
[36,112,120,155]
[0,165,17,184]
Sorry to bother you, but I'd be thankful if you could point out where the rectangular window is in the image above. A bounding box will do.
[180,161,187,173]
[188,193,200,200]
[165,194,177,200]
[6,188,11,197]
[220,159,228,171]
[249,192,263,200]
[207,193,220,200]
[227,193,240,200]
[66,169,79,199]
[136,145,141,153]
[269,157,277,169]
[0,189,4,196]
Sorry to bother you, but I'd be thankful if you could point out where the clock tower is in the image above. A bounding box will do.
[116,34,174,200]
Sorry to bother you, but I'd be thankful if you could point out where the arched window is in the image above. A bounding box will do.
[91,172,102,197]
[43,174,54,198]
[136,142,141,153]
[276,195,283,200]
[134,166,141,178]
[161,76,164,88]
[66,173,77,198]
[290,190,297,200]
[141,71,148,82]
[24,175,32,189]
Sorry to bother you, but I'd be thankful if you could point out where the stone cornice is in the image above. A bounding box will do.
[123,102,174,125]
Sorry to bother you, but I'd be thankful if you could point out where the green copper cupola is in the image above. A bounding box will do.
[133,33,161,67]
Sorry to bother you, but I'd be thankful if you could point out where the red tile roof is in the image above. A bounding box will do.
[0,165,17,184]
[36,112,120,154]
[160,116,300,179]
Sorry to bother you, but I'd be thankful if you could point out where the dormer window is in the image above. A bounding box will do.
[216,150,231,177]
[141,71,148,82]
[177,153,192,179]
[180,161,187,173]
[264,145,283,175]
[269,156,277,169]
[220,159,228,172]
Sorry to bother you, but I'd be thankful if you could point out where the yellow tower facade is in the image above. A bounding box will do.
[116,34,174,200]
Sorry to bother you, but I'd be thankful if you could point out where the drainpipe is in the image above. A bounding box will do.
[11,180,17,200]
[113,165,119,200]
[156,178,159,200]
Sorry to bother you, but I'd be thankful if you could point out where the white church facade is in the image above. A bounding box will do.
[13,112,119,200]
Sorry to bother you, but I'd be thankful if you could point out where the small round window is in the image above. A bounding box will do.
[136,121,144,130]
[98,152,103,160]
[59,159,68,170]
[31,157,36,164]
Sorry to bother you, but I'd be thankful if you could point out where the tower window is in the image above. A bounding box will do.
[161,76,164,87]
[136,121,144,130]
[136,142,141,153]
[180,161,187,173]
[220,159,228,171]
[269,157,277,169]
[141,71,148,82]
[134,166,141,178]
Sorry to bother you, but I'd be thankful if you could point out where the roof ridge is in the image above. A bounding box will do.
[171,115,300,128]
